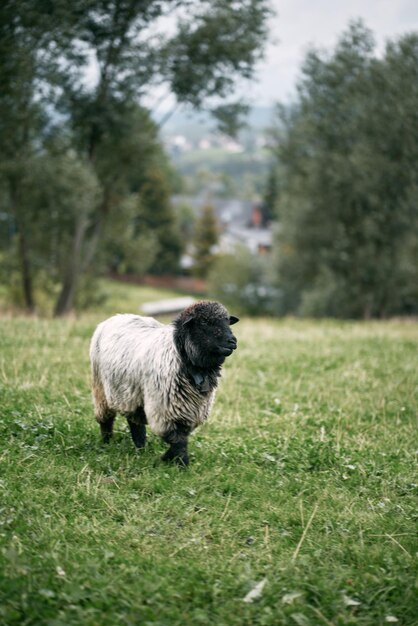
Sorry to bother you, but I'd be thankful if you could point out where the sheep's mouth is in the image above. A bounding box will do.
[216,343,237,357]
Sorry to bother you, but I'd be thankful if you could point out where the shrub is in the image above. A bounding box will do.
[208,245,279,316]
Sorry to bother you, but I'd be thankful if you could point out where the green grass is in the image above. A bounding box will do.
[0,284,417,625]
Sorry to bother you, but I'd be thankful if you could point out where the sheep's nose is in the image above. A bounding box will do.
[228,336,237,350]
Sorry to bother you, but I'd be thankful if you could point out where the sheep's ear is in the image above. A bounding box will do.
[182,314,195,326]
[229,315,239,325]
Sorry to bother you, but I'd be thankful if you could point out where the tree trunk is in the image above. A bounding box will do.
[54,212,89,317]
[10,180,35,313]
[17,228,35,313]
[53,273,77,317]
[53,191,111,317]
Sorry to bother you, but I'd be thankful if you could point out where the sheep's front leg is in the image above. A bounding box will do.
[161,424,190,466]
[126,407,147,449]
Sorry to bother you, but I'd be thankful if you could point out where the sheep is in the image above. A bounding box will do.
[89,301,239,465]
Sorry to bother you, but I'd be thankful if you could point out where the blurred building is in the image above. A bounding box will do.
[172,195,273,261]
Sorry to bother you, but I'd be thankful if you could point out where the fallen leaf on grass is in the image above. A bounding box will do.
[342,593,361,607]
[282,591,303,605]
[290,613,310,626]
[39,589,55,599]
[263,453,276,462]
[243,578,267,603]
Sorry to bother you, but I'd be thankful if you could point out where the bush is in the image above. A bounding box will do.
[208,246,279,316]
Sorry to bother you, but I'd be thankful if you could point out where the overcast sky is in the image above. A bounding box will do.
[246,0,418,106]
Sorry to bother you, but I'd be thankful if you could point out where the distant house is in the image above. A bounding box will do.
[165,134,192,155]
[198,138,212,150]
[219,225,272,255]
[219,202,273,254]
[172,195,273,258]
[218,136,244,153]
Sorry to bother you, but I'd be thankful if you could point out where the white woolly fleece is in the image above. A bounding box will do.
[90,314,215,436]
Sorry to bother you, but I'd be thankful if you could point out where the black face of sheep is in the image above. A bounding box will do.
[173,301,239,371]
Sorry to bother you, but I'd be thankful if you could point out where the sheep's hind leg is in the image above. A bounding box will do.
[126,407,147,449]
[161,424,190,466]
[99,412,116,443]
[92,380,116,443]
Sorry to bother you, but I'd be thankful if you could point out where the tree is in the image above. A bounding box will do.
[272,22,418,318]
[192,204,219,277]
[1,0,272,314]
[133,166,183,275]
[52,0,272,314]
[0,0,76,311]
[0,150,100,312]
[53,101,169,314]
[261,164,280,224]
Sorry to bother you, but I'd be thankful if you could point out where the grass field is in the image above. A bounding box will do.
[0,284,417,625]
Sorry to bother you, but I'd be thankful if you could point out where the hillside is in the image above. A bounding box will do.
[159,106,275,198]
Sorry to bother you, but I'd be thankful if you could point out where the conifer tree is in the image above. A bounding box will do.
[192,204,220,278]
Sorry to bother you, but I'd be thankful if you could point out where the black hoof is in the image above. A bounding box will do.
[161,450,190,467]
